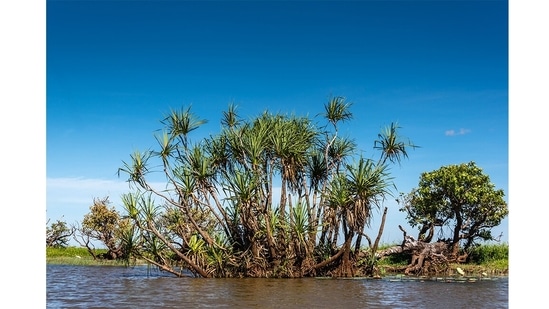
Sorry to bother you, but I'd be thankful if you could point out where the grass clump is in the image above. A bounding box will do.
[467,243,508,264]
[464,243,508,274]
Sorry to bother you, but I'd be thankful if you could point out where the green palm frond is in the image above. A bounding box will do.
[327,136,356,166]
[154,131,177,160]
[374,122,419,166]
[347,157,393,203]
[291,202,310,242]
[188,234,206,254]
[306,150,328,192]
[324,174,353,210]
[172,167,196,199]
[139,193,160,223]
[223,169,259,205]
[121,192,140,220]
[346,157,394,228]
[161,105,208,138]
[117,150,152,186]
[323,96,353,127]
[185,143,215,185]
[221,102,241,129]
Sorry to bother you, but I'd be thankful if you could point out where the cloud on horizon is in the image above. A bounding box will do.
[47,177,132,221]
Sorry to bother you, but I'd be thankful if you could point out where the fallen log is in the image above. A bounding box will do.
[375,225,453,275]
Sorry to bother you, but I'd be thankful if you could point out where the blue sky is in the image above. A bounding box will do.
[45,0,510,245]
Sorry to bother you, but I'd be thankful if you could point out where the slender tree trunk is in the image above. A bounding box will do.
[452,208,463,256]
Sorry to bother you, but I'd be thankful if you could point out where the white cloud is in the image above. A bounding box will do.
[47,177,129,190]
[47,177,132,222]
[445,128,471,136]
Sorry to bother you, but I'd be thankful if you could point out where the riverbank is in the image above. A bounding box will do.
[47,244,508,277]
[46,247,139,266]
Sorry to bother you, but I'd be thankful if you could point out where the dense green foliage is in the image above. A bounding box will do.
[46,219,73,248]
[399,162,508,259]
[73,197,132,260]
[114,99,418,278]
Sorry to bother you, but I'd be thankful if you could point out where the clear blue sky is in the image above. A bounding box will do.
[46,0,509,244]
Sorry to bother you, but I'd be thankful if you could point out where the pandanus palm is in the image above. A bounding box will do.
[269,115,316,219]
[217,111,285,270]
[345,157,393,253]
[316,136,356,248]
[322,96,353,167]
[322,174,353,255]
[116,101,418,278]
[221,102,242,130]
[127,191,212,277]
[161,106,208,154]
[306,150,327,226]
[222,168,265,261]
[290,200,312,270]
[316,97,355,250]
[323,96,353,129]
[117,150,152,189]
[374,122,418,166]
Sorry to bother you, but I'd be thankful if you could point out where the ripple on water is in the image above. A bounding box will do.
[47,265,508,309]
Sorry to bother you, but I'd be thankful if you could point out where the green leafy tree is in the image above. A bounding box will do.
[46,218,74,248]
[74,197,130,260]
[399,161,508,261]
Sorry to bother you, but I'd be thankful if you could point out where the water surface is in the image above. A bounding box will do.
[47,264,508,308]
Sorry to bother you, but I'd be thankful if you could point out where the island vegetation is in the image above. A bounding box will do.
[47,97,508,278]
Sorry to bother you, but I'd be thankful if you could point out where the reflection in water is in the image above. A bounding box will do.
[47,265,508,308]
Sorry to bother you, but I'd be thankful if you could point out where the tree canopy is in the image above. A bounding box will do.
[46,218,74,248]
[73,197,131,260]
[399,161,508,259]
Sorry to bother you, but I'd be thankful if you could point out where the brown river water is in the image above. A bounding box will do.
[47,264,508,308]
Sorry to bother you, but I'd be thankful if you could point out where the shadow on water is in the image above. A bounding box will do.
[47,265,508,309]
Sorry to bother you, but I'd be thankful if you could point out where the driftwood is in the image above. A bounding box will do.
[376,225,452,275]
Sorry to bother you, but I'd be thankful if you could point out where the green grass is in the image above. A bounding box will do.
[462,243,509,275]
[46,246,100,258]
[46,247,126,266]
[467,243,508,264]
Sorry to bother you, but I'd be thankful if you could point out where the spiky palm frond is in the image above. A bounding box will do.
[154,131,177,160]
[291,202,310,244]
[117,150,152,187]
[185,143,215,188]
[221,102,241,129]
[139,193,160,223]
[374,122,418,166]
[121,192,140,220]
[346,157,394,228]
[324,174,353,210]
[323,96,353,127]
[223,169,260,206]
[161,105,208,138]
